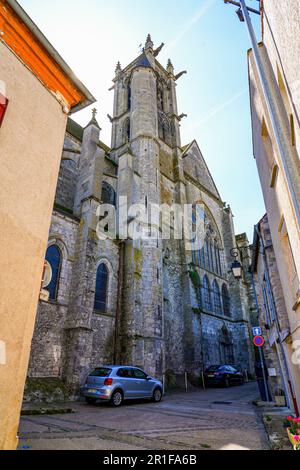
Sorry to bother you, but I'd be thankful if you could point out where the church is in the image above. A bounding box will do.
[27,35,255,392]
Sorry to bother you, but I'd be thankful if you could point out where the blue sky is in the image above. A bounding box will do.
[19,0,265,239]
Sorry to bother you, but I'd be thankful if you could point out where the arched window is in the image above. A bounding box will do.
[94,263,109,312]
[213,280,222,315]
[127,84,131,111]
[123,117,131,143]
[205,238,211,271]
[101,182,116,207]
[210,242,215,272]
[45,245,61,301]
[157,85,164,111]
[202,275,212,311]
[214,244,219,275]
[222,284,231,317]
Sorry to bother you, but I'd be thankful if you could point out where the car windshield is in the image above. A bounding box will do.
[89,368,112,377]
[206,365,221,372]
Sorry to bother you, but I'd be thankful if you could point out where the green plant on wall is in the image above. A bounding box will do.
[188,263,201,292]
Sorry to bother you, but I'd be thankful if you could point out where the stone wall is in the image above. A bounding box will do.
[26,41,256,395]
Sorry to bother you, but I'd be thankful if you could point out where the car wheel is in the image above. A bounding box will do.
[85,397,96,405]
[152,388,163,403]
[110,390,123,407]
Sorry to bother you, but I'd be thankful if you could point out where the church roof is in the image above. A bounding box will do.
[182,139,222,202]
[66,118,110,153]
[135,53,153,69]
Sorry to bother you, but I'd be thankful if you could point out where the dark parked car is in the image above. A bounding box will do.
[204,365,244,387]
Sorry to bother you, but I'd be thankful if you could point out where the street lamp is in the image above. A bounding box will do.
[236,8,245,22]
[230,248,243,280]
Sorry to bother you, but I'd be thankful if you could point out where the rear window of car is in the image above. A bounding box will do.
[206,366,221,372]
[89,368,112,377]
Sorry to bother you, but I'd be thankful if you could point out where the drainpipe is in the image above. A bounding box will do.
[240,0,300,232]
[255,225,299,415]
[113,241,125,365]
[249,269,270,402]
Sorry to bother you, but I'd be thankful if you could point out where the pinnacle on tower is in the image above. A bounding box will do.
[115,61,122,75]
[145,33,154,51]
[167,59,174,75]
[85,107,101,129]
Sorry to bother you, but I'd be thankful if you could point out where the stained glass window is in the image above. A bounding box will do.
[94,263,109,312]
[202,275,212,311]
[222,284,231,317]
[45,245,61,301]
[213,280,222,315]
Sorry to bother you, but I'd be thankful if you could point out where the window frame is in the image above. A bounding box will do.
[45,244,62,302]
[94,262,109,313]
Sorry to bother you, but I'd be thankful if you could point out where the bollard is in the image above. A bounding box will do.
[202,371,206,391]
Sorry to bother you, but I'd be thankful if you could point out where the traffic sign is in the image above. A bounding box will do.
[253,335,265,347]
[252,326,262,336]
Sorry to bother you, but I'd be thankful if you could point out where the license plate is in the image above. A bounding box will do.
[207,374,215,378]
[87,389,97,394]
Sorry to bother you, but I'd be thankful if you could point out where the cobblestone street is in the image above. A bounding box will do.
[18,383,270,451]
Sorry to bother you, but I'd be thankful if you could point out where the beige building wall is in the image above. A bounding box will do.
[0,41,68,449]
[248,0,300,410]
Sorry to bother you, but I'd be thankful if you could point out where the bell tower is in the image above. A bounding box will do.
[110,35,188,376]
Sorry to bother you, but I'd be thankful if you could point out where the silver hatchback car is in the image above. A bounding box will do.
[80,366,163,407]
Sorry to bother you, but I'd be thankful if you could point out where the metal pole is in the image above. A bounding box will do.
[258,345,269,402]
[202,371,206,391]
[185,372,188,393]
[239,0,300,231]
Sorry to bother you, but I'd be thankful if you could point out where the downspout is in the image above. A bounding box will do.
[255,225,298,415]
[241,0,300,231]
[249,267,270,402]
[113,241,125,365]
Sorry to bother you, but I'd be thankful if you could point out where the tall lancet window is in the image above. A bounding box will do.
[213,280,222,315]
[127,83,131,111]
[202,275,212,311]
[45,245,61,301]
[94,263,109,313]
[222,284,231,317]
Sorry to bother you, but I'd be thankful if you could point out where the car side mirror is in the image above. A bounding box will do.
[146,376,151,381]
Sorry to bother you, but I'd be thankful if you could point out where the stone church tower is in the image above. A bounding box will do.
[26,35,255,396]
[110,35,191,376]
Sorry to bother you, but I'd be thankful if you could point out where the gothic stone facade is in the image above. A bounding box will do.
[28,37,254,390]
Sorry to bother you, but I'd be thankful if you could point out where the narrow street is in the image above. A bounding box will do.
[18,382,270,451]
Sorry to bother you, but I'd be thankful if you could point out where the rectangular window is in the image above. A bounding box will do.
[262,284,271,326]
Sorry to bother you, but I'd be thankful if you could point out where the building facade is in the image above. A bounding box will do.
[27,36,255,394]
[252,214,296,409]
[0,0,94,449]
[248,0,300,411]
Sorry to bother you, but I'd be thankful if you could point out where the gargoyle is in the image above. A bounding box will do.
[178,113,187,121]
[154,42,165,57]
[175,70,187,81]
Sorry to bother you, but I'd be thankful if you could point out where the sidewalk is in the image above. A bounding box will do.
[259,406,293,450]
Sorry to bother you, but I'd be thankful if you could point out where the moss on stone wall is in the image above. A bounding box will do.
[134,248,142,275]
[24,378,72,403]
[188,264,200,292]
